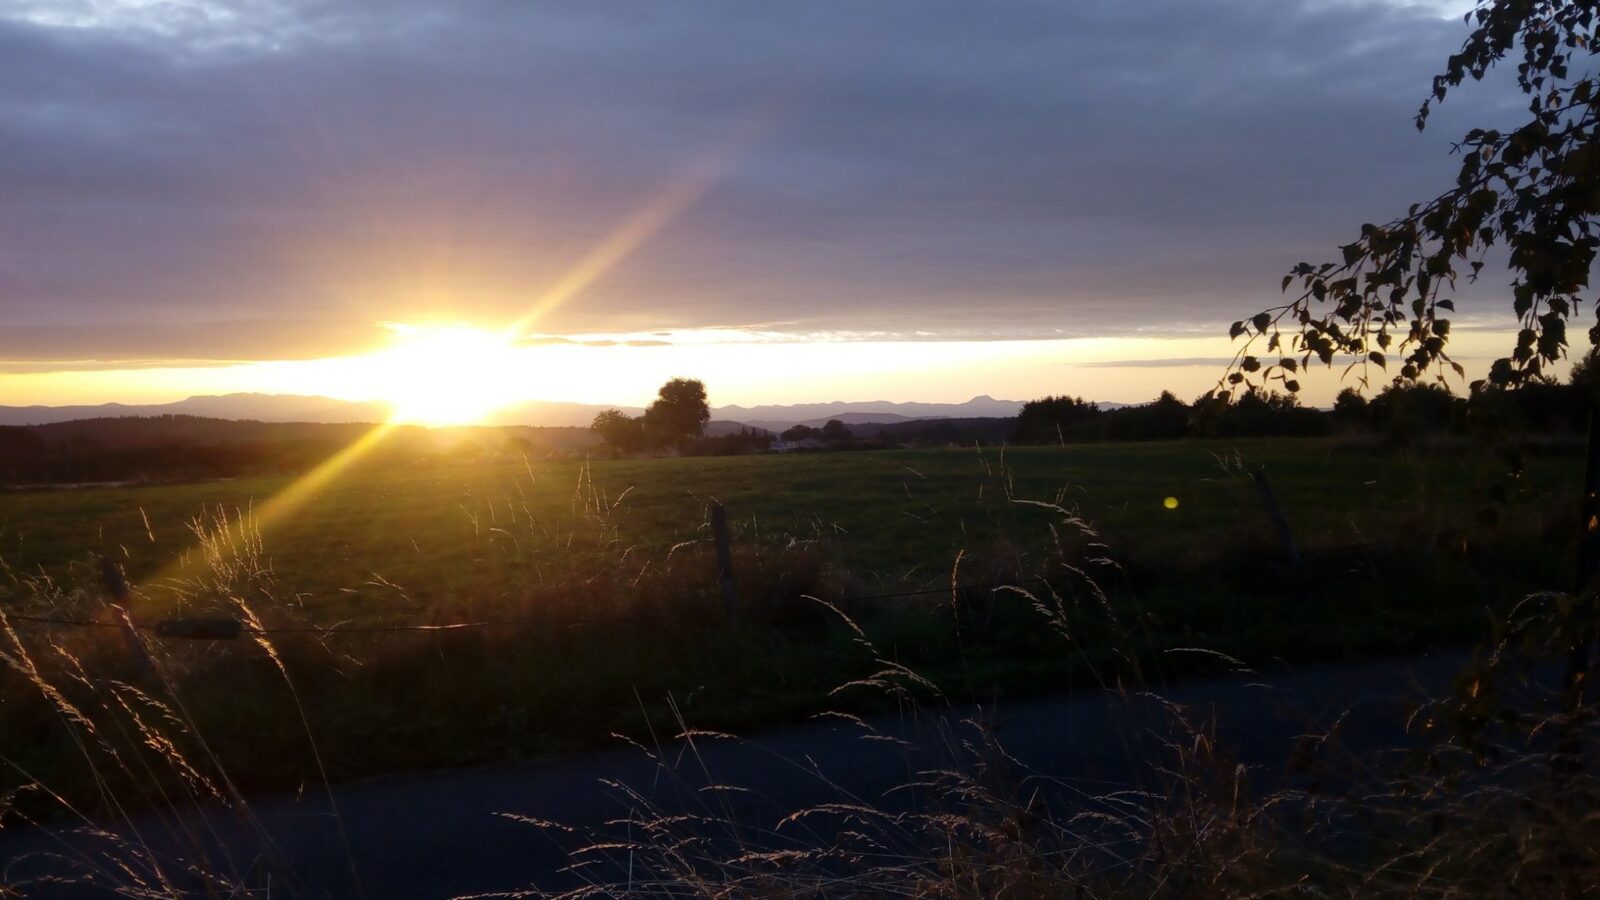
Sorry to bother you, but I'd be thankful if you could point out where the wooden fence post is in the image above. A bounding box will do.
[1249,467,1301,565]
[709,502,738,621]
[101,557,158,679]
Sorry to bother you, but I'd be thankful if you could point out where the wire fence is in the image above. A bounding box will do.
[0,496,1569,640]
[2,576,1058,638]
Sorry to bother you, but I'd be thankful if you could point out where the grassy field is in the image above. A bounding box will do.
[0,435,1586,817]
[0,437,1579,615]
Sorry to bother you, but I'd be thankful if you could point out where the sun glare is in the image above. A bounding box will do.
[370,324,526,426]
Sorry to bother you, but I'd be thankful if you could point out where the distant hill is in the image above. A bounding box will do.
[842,416,1017,446]
[720,395,1024,430]
[0,394,392,426]
[0,393,1031,430]
[0,394,642,429]
[0,415,600,486]
[703,420,769,437]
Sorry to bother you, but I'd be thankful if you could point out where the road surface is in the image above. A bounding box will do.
[1,650,1469,898]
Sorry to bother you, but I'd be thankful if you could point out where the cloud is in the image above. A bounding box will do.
[1069,357,1241,369]
[1,0,1526,363]
[0,319,389,364]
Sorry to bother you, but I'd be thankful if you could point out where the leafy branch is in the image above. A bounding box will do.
[1226,0,1600,397]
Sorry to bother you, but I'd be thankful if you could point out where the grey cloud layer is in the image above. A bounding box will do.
[2,0,1520,363]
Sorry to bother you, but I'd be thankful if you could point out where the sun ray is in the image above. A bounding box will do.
[503,109,788,340]
[145,420,402,591]
[134,108,792,601]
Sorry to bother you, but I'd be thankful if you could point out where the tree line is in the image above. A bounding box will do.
[1011,378,1591,445]
[588,378,773,457]
[591,374,1595,459]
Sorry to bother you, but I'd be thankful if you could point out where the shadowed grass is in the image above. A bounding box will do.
[0,437,1591,898]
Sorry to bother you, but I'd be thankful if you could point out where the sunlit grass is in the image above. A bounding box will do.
[0,437,1594,897]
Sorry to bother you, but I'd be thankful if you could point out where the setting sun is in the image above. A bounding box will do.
[367,324,526,426]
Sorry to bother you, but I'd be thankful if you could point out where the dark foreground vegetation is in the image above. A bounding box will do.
[0,436,1595,896]
[0,438,1582,820]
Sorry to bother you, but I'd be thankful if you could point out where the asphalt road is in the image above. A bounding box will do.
[1,650,1470,899]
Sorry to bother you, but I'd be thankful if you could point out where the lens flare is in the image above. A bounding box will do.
[371,324,524,426]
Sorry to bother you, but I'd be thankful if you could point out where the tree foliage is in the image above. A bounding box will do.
[1229,0,1600,395]
[820,419,852,442]
[590,407,645,454]
[1011,395,1101,444]
[591,378,711,454]
[644,377,711,443]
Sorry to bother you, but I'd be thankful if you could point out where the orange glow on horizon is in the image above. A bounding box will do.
[367,324,525,426]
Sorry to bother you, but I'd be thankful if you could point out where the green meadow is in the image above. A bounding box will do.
[1,438,1578,613]
[0,437,1585,809]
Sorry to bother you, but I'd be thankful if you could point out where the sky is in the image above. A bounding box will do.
[0,0,1559,417]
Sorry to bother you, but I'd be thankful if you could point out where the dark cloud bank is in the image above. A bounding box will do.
[1,0,1520,365]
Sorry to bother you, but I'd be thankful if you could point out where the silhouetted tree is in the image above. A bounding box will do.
[1103,391,1190,441]
[687,427,773,456]
[1572,346,1600,395]
[643,378,710,447]
[1011,395,1100,444]
[1368,381,1463,443]
[591,408,644,454]
[1332,387,1370,427]
[1199,389,1327,439]
[820,419,851,443]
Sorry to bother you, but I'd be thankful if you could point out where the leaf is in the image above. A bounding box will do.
[1285,379,1301,393]
[1368,351,1387,369]
[1437,299,1454,311]
[1229,320,1245,339]
[1241,356,1261,373]
[1513,284,1534,318]
[1252,312,1271,332]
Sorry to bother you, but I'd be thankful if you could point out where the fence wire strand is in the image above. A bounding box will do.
[3,578,1050,636]
[1,501,1563,639]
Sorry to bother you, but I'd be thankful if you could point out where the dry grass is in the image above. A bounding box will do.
[2,457,1597,898]
[475,510,1600,900]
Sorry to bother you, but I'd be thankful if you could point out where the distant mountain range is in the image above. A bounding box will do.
[0,393,1031,430]
[722,395,1026,431]
[0,394,394,427]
